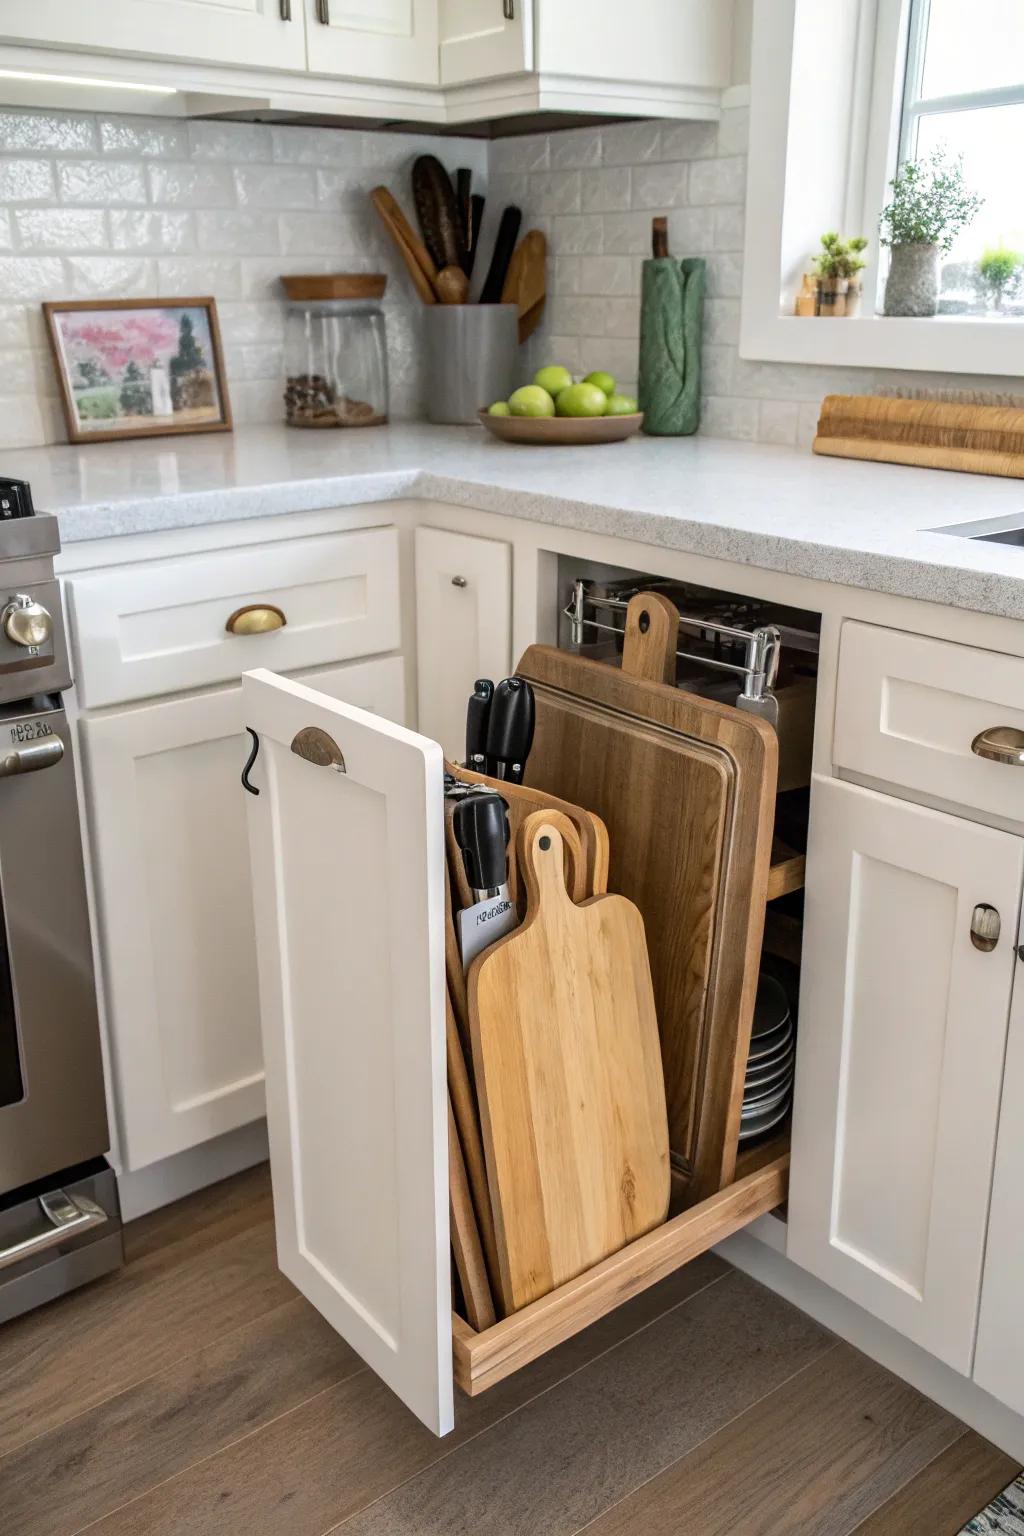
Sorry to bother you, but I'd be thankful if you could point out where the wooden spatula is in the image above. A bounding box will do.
[370,186,439,304]
[512,229,547,342]
[469,811,670,1313]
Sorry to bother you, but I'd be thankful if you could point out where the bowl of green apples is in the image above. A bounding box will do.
[478,365,642,444]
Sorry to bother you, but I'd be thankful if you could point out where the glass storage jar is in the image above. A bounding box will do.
[281,274,389,428]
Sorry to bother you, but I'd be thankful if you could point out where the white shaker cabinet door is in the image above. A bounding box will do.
[80,656,405,1173]
[304,0,439,84]
[974,957,1024,1413]
[242,667,453,1435]
[788,776,1023,1373]
[415,525,511,760]
[0,0,306,71]
[439,0,532,83]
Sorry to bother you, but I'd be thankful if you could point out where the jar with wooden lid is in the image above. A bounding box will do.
[281,274,389,428]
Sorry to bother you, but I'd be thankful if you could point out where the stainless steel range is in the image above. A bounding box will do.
[0,477,121,1323]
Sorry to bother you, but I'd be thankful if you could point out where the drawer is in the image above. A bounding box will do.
[66,527,400,709]
[834,621,1024,824]
[241,666,790,1437]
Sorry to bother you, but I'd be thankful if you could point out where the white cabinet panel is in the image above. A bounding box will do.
[0,0,306,71]
[440,0,532,84]
[788,775,1022,1372]
[537,0,731,89]
[67,527,400,709]
[81,655,405,1172]
[414,524,510,759]
[305,0,439,84]
[242,667,451,1435]
[975,954,1024,1413]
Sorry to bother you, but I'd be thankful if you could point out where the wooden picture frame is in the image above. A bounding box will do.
[44,296,233,445]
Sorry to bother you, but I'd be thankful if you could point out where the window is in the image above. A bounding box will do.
[898,0,1024,316]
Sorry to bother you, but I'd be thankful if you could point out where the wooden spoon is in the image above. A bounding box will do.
[369,185,438,305]
[511,230,547,342]
[436,265,470,305]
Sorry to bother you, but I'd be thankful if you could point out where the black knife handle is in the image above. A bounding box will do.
[465,678,493,770]
[452,791,509,892]
[486,677,535,782]
[479,205,522,304]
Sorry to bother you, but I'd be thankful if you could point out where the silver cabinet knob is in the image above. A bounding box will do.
[451,575,468,588]
[3,594,53,648]
[970,903,1002,952]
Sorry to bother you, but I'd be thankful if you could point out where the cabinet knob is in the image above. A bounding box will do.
[2,593,53,649]
[970,903,1002,952]
[279,0,291,17]
[226,604,287,636]
[503,0,515,18]
[451,575,469,588]
[971,726,1024,766]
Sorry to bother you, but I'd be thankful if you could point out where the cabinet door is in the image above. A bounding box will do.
[243,667,452,1434]
[0,0,306,71]
[415,525,511,759]
[305,0,439,84]
[974,954,1024,1413]
[81,657,404,1173]
[439,0,532,83]
[788,776,1023,1372]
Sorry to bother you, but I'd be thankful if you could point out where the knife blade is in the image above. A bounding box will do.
[465,678,494,772]
[484,677,535,783]
[452,791,517,968]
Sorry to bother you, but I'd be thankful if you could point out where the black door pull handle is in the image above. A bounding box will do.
[241,727,260,796]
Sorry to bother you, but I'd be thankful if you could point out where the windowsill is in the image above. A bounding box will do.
[738,310,1024,375]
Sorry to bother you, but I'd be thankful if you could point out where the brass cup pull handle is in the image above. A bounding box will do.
[972,726,1024,766]
[970,903,1001,952]
[226,604,286,637]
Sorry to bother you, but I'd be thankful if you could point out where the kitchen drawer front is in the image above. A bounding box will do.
[834,621,1024,823]
[66,527,401,709]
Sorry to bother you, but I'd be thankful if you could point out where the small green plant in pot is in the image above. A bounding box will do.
[879,148,982,316]
[978,245,1022,311]
[812,232,868,317]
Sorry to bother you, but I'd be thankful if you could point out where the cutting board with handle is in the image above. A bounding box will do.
[469,811,670,1314]
[517,592,778,1204]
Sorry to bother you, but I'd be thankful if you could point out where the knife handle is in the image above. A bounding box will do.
[452,791,509,893]
[465,678,494,771]
[479,206,522,304]
[486,677,535,783]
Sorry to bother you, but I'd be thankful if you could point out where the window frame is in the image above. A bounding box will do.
[740,0,1024,375]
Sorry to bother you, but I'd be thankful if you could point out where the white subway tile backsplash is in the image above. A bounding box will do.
[716,107,750,158]
[109,209,195,253]
[657,119,718,162]
[218,301,285,346]
[271,125,360,167]
[188,121,273,163]
[758,399,801,445]
[156,256,244,300]
[0,256,64,301]
[0,393,62,450]
[580,167,631,214]
[59,160,146,205]
[234,164,318,211]
[278,212,361,257]
[197,210,281,256]
[602,121,662,167]
[530,171,582,216]
[630,161,687,211]
[98,117,188,158]
[553,256,582,295]
[65,256,155,298]
[0,305,36,350]
[601,212,651,255]
[0,212,11,252]
[489,135,550,174]
[1,111,96,153]
[701,396,759,440]
[550,128,602,170]
[667,206,715,254]
[149,162,235,209]
[550,214,604,255]
[704,296,741,346]
[0,161,55,204]
[712,204,745,252]
[14,209,107,252]
[579,255,636,297]
[690,156,746,207]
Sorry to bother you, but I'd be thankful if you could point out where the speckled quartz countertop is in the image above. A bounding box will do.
[9,422,1024,619]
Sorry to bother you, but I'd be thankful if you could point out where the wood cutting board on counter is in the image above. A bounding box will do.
[516,592,778,1204]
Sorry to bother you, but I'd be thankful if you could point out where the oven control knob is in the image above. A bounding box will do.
[3,594,53,648]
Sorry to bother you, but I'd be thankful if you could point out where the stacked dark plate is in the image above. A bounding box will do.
[739,973,794,1142]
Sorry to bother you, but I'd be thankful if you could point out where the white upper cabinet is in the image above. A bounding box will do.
[439,0,532,85]
[0,0,307,72]
[243,667,453,1434]
[305,0,440,84]
[788,776,1023,1374]
[537,0,732,90]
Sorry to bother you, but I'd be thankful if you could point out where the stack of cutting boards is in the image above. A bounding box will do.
[443,768,670,1324]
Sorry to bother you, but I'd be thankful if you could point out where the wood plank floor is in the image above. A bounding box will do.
[0,1164,1014,1536]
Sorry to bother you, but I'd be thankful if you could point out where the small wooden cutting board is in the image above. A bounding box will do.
[469,812,670,1313]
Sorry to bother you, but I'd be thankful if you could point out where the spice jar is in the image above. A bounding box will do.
[281,274,389,428]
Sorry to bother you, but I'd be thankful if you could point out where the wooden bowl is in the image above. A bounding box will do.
[477,409,644,445]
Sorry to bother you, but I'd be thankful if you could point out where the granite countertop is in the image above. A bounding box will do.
[10,422,1024,619]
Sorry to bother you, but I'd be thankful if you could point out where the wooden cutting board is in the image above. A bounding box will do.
[469,812,670,1313]
[517,592,778,1204]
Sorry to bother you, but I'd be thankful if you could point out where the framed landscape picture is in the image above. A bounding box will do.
[44,297,232,445]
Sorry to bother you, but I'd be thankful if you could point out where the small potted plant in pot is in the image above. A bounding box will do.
[879,148,982,317]
[810,233,869,316]
[978,244,1022,311]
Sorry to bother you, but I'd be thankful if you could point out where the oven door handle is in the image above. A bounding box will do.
[0,1190,107,1271]
[0,737,64,777]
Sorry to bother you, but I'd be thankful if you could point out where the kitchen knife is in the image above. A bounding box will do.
[484,677,535,783]
[452,791,517,968]
[465,678,494,771]
[479,205,522,304]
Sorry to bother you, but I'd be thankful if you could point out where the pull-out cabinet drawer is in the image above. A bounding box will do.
[242,666,788,1436]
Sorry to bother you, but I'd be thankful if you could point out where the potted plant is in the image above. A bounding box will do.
[879,148,982,317]
[809,233,869,317]
[978,245,1022,311]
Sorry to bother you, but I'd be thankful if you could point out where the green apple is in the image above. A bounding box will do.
[508,384,556,418]
[533,364,573,397]
[604,393,639,416]
[555,381,608,418]
[583,370,616,397]
[487,400,512,416]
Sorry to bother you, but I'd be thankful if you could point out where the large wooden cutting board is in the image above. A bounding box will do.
[517,592,778,1203]
[469,813,670,1313]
